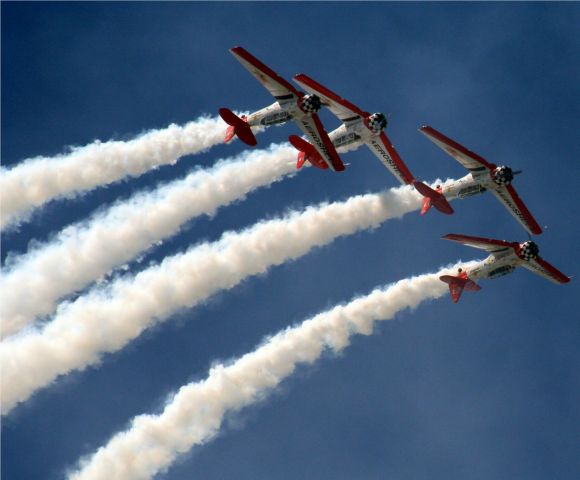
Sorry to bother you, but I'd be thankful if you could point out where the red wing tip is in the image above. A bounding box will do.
[437,203,454,215]
[441,234,458,240]
[552,273,571,284]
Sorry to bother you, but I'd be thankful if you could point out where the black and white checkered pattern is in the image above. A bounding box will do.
[299,94,321,114]
[519,241,539,261]
[367,113,387,133]
[492,166,514,186]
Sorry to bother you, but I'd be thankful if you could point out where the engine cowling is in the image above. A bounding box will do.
[492,166,514,186]
[518,241,539,261]
[298,94,322,114]
[366,112,388,133]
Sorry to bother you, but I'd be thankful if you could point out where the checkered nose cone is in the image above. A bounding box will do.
[368,113,387,132]
[492,166,514,186]
[299,94,321,114]
[519,241,539,261]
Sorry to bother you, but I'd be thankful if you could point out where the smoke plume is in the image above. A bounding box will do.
[68,262,474,480]
[1,116,230,229]
[1,144,296,338]
[1,182,442,414]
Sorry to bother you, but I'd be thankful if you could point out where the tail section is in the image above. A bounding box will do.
[288,135,328,170]
[413,181,454,216]
[218,108,257,146]
[440,271,481,303]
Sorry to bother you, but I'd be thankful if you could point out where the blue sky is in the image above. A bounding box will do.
[2,2,579,479]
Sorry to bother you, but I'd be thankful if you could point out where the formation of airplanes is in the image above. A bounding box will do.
[219,46,570,303]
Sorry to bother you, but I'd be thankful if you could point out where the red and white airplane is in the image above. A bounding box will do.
[291,73,416,186]
[219,47,345,172]
[414,126,542,235]
[440,233,570,303]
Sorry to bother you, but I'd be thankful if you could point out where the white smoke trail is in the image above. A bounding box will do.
[68,262,475,480]
[0,115,231,229]
[1,181,448,414]
[0,144,297,339]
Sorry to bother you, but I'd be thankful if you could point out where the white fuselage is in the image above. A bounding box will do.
[465,249,522,282]
[327,119,372,152]
[247,105,378,154]
[440,171,494,200]
[246,98,302,127]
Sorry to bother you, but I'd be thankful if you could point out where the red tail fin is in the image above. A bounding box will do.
[440,273,481,303]
[296,151,307,169]
[413,181,454,216]
[288,135,328,170]
[218,108,257,146]
[421,196,432,216]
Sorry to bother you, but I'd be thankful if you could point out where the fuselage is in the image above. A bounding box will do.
[327,118,380,153]
[438,162,521,202]
[246,97,303,127]
[438,170,496,201]
[247,100,386,152]
[464,249,521,282]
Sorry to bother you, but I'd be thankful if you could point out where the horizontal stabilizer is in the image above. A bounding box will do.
[440,274,481,303]
[219,108,257,146]
[288,135,328,170]
[413,181,454,215]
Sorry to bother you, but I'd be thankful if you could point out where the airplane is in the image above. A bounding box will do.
[218,47,345,172]
[291,73,418,187]
[440,233,570,303]
[414,126,542,235]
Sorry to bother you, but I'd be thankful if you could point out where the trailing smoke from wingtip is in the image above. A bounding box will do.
[1,178,458,415]
[67,261,477,480]
[0,143,298,339]
[0,114,249,230]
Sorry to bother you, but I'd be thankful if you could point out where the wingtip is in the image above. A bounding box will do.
[441,205,455,215]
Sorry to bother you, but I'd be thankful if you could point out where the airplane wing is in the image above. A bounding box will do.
[365,132,415,184]
[520,257,571,284]
[293,114,345,172]
[420,126,495,173]
[293,73,368,122]
[489,185,542,235]
[230,46,301,100]
[442,233,518,255]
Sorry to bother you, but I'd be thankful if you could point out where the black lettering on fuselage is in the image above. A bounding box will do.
[333,132,360,148]
[261,111,292,126]
[458,184,486,198]
[488,265,516,279]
